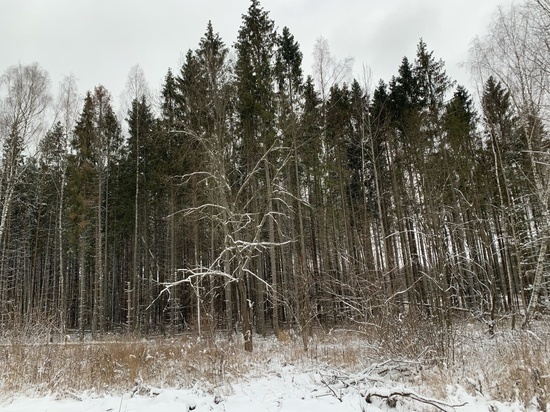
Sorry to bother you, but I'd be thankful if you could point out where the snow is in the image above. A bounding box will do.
[0,384,533,412]
[0,364,540,412]
[1,369,358,412]
[0,327,548,412]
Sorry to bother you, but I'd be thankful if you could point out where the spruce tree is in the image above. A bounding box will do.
[124,95,157,332]
[275,26,303,114]
[274,26,304,335]
[68,86,121,338]
[235,0,277,175]
[413,39,454,151]
[482,77,527,315]
[233,0,279,349]
[161,68,178,130]
[443,85,478,173]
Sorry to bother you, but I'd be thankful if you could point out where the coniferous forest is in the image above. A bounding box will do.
[1,0,550,353]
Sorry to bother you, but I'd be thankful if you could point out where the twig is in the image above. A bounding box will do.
[118,394,124,412]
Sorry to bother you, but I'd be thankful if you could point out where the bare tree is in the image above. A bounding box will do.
[53,75,79,336]
[312,37,354,102]
[0,64,51,320]
[470,2,550,327]
[122,65,152,333]
[120,64,151,121]
[165,140,293,351]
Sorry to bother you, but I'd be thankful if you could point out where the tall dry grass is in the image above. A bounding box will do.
[0,316,547,407]
[0,330,380,397]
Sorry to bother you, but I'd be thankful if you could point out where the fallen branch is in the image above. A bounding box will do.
[320,379,342,402]
[365,388,467,411]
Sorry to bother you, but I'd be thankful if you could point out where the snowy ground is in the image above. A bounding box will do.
[0,324,547,411]
[0,366,533,412]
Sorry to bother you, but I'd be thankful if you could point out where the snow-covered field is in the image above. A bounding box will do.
[0,322,548,411]
[0,365,535,412]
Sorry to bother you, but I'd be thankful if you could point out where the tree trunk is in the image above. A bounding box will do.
[264,160,278,335]
[238,275,253,352]
[78,235,87,341]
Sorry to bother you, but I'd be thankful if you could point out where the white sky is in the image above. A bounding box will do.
[0,0,515,109]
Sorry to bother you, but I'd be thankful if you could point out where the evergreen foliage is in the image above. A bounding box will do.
[0,0,548,348]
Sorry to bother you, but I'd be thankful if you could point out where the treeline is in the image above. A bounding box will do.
[0,0,549,350]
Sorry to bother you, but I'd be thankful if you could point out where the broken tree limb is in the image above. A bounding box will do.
[365,388,467,411]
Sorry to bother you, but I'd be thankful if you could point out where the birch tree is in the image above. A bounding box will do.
[122,65,152,333]
[470,2,550,327]
[53,75,79,335]
[0,63,51,321]
[0,64,51,244]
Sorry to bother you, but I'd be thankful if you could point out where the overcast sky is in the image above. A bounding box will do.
[0,0,514,109]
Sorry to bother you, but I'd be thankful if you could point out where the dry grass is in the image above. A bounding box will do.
[0,330,379,397]
[451,322,550,408]
[0,317,548,406]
